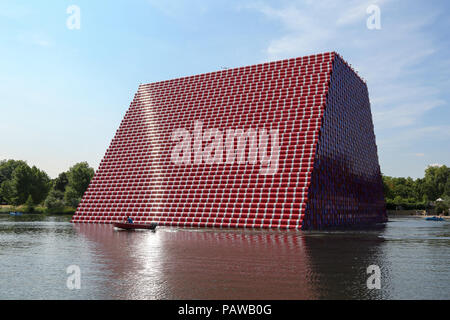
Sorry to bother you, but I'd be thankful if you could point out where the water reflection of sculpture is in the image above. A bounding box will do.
[74,224,388,299]
[74,224,317,299]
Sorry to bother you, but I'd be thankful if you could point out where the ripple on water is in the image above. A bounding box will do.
[0,215,449,299]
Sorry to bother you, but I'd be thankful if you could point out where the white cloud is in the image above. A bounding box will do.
[378,126,450,149]
[0,3,32,20]
[244,0,448,150]
[242,2,338,60]
[373,98,444,129]
[17,33,53,47]
[337,0,387,26]
[147,0,208,17]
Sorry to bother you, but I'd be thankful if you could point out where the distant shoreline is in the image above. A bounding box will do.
[0,204,75,216]
[0,212,73,216]
[387,209,449,219]
[2,211,448,220]
[388,214,450,219]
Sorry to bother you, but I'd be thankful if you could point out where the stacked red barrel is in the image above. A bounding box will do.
[71,52,386,230]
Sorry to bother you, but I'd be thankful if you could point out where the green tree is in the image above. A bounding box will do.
[44,189,65,210]
[64,186,82,208]
[24,194,35,213]
[9,163,34,205]
[423,165,450,201]
[0,160,27,203]
[0,160,27,183]
[0,180,14,204]
[64,162,94,207]
[54,172,69,193]
[393,196,403,207]
[414,178,426,201]
[444,179,450,197]
[0,161,51,206]
[435,201,449,215]
[382,165,450,210]
[29,166,51,205]
[382,175,394,199]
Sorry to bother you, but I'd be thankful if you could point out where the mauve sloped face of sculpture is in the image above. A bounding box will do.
[72,52,386,230]
[303,55,387,230]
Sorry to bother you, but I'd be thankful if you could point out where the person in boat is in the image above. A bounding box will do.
[126,215,134,224]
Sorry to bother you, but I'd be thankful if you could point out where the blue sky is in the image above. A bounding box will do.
[0,0,449,178]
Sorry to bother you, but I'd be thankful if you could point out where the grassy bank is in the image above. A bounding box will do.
[0,205,76,215]
[387,209,425,216]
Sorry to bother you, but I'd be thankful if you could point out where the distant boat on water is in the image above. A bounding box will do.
[425,216,444,221]
[9,212,23,216]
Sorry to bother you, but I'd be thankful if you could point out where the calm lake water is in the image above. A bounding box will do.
[0,215,449,300]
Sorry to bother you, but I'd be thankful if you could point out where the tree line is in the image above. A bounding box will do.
[0,160,94,214]
[383,165,450,213]
[1,159,449,215]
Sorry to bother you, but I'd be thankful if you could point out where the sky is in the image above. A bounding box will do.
[0,0,449,179]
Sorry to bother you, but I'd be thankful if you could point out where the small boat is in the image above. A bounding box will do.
[9,212,23,216]
[425,216,444,221]
[113,222,157,230]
